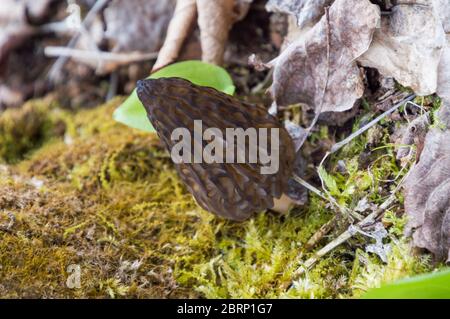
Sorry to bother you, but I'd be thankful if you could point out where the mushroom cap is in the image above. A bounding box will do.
[137,77,295,221]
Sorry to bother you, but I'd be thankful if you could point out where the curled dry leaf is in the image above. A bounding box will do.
[153,0,252,71]
[266,0,334,29]
[404,121,450,262]
[152,0,197,71]
[433,0,450,33]
[437,37,450,103]
[270,0,379,114]
[358,1,446,95]
[197,0,235,65]
[197,0,252,65]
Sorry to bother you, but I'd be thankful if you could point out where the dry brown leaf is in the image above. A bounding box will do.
[437,101,450,127]
[358,1,446,95]
[266,0,334,29]
[404,120,450,262]
[197,0,235,65]
[152,0,197,71]
[269,0,379,114]
[196,0,252,65]
[278,15,310,53]
[433,0,450,33]
[153,0,252,70]
[104,0,176,53]
[437,36,450,103]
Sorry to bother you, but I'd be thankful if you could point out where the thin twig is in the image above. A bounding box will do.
[330,94,416,154]
[292,173,349,216]
[45,47,158,63]
[292,174,328,201]
[304,216,338,251]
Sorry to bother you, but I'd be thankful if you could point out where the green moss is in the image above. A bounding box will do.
[177,198,334,298]
[0,97,66,163]
[349,242,431,297]
[0,96,442,298]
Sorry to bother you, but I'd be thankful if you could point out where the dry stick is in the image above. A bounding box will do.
[45,47,159,64]
[292,174,328,200]
[47,0,111,83]
[106,71,119,102]
[330,94,416,154]
[292,173,348,216]
[304,216,338,251]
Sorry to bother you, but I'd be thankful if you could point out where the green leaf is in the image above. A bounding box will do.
[113,60,235,132]
[318,166,340,196]
[362,268,450,299]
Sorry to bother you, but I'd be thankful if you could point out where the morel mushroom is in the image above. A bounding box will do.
[137,77,295,221]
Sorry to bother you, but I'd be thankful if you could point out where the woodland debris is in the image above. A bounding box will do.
[269,0,380,115]
[358,1,446,95]
[197,0,235,65]
[48,0,111,82]
[437,38,450,103]
[104,0,176,54]
[290,178,404,283]
[152,0,197,71]
[304,216,337,251]
[403,110,450,262]
[52,0,176,74]
[45,46,159,74]
[329,95,416,154]
[266,0,334,29]
[153,0,252,71]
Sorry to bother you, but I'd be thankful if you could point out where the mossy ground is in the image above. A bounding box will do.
[0,96,439,298]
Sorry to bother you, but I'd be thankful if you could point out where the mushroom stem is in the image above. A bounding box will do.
[272,193,296,214]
